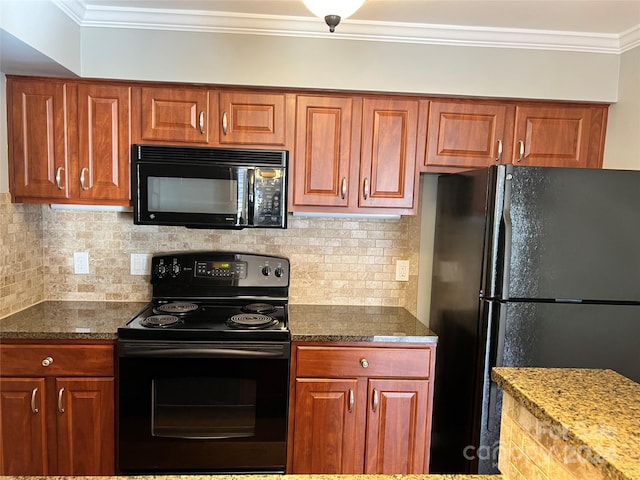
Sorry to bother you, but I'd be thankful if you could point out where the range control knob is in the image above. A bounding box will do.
[171,264,181,276]
[274,267,285,278]
[156,264,168,277]
[261,266,271,276]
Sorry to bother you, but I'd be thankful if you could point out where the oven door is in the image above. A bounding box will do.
[133,160,251,228]
[117,340,290,474]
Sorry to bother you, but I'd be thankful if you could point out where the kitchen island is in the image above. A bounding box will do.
[493,367,640,480]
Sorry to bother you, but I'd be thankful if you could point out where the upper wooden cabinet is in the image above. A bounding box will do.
[216,91,291,147]
[76,84,131,203]
[0,342,116,476]
[291,94,428,215]
[288,343,435,475]
[423,99,608,171]
[134,86,294,149]
[138,86,210,144]
[8,78,72,202]
[7,77,131,205]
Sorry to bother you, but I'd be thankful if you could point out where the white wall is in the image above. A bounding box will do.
[79,27,620,102]
[603,47,640,169]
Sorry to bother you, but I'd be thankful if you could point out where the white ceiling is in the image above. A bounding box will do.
[2,0,640,76]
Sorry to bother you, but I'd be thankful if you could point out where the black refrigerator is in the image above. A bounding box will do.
[428,164,640,474]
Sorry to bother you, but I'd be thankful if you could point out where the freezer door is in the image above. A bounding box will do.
[501,166,640,302]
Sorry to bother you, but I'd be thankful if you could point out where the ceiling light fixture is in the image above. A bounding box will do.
[303,0,366,32]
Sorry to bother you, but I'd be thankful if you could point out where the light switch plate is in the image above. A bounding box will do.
[395,259,410,282]
[131,253,151,275]
[73,252,90,274]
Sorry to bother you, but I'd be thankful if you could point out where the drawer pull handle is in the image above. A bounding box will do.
[372,388,379,413]
[362,178,370,200]
[495,139,503,162]
[222,111,228,136]
[517,140,525,162]
[341,177,347,199]
[80,167,89,190]
[31,387,39,414]
[58,387,65,414]
[41,356,54,367]
[55,167,64,190]
[348,389,354,413]
[360,358,369,369]
[199,111,206,135]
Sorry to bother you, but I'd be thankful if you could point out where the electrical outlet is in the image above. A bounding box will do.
[395,259,410,282]
[73,252,90,274]
[131,253,151,275]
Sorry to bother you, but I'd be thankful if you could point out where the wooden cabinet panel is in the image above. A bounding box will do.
[0,378,48,475]
[140,86,210,143]
[289,343,436,475]
[218,92,287,146]
[0,342,116,476]
[55,377,115,475]
[512,105,601,168]
[296,345,431,378]
[364,378,430,474]
[290,378,366,474]
[77,84,131,203]
[0,344,114,376]
[9,79,71,201]
[293,95,354,208]
[425,100,512,169]
[359,98,420,209]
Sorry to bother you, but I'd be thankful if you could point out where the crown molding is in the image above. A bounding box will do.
[53,0,635,54]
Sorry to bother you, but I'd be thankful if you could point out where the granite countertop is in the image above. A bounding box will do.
[492,367,640,480]
[0,475,501,480]
[0,301,437,344]
[0,301,149,340]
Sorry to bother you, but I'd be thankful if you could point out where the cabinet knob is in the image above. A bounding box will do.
[41,356,54,367]
[360,358,369,369]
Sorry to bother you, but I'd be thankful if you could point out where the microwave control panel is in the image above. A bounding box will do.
[254,168,285,227]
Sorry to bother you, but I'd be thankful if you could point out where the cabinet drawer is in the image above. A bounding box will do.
[0,344,114,376]
[295,345,432,378]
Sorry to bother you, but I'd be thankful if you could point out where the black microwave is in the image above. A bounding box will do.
[132,144,288,229]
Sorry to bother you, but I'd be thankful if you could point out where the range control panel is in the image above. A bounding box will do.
[151,252,290,288]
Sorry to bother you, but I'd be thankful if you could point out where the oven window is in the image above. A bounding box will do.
[152,377,256,439]
[148,176,238,214]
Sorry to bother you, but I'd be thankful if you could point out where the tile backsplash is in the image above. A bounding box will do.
[1,192,422,318]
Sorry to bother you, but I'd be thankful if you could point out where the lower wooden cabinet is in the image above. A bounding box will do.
[0,342,115,476]
[287,343,436,474]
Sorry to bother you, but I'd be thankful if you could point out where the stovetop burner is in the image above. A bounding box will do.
[155,303,199,315]
[242,303,276,314]
[140,315,181,328]
[228,313,278,329]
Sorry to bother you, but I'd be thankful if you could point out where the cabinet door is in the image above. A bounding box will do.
[359,98,420,209]
[217,92,287,146]
[77,84,131,204]
[425,100,512,169]
[55,377,115,475]
[0,378,48,475]
[140,86,210,143]
[512,105,603,168]
[9,79,71,201]
[291,378,366,474]
[292,96,354,208]
[365,378,430,474]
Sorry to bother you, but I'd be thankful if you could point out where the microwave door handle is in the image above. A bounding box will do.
[245,169,255,225]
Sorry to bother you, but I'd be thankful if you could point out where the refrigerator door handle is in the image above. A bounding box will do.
[486,301,507,431]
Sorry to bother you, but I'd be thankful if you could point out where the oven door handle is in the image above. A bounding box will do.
[118,342,290,359]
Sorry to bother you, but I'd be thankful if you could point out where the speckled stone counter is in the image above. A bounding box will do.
[0,302,436,344]
[0,475,502,479]
[492,367,640,480]
[289,304,437,343]
[0,301,148,340]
